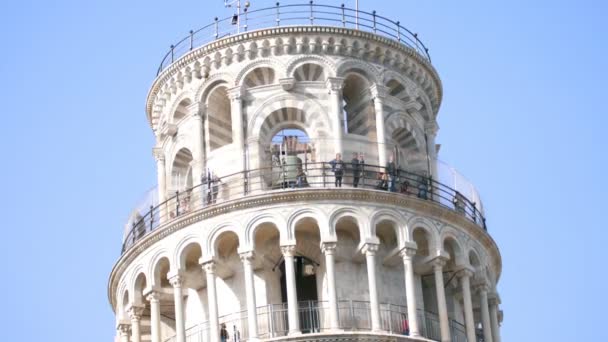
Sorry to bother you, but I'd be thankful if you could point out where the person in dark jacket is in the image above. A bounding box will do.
[351,152,363,187]
[329,153,346,187]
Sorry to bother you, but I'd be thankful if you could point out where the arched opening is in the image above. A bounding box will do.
[152,257,176,338]
[267,127,313,189]
[207,85,233,151]
[280,217,322,333]
[386,79,412,103]
[171,148,193,192]
[244,67,276,88]
[469,250,481,271]
[173,99,192,123]
[213,231,244,328]
[342,72,374,138]
[133,273,147,306]
[390,127,425,174]
[293,63,326,82]
[412,227,431,257]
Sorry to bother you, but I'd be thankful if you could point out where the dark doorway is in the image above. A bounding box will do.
[279,255,320,333]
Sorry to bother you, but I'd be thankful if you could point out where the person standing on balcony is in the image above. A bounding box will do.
[401,314,410,335]
[386,154,398,192]
[220,323,228,342]
[351,152,364,187]
[329,153,346,187]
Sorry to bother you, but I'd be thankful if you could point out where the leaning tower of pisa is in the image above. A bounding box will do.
[108,3,503,342]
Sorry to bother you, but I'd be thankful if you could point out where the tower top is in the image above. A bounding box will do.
[155,2,431,76]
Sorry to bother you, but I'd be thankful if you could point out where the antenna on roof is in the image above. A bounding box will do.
[224,0,251,34]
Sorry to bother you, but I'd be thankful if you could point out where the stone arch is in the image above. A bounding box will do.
[206,83,233,150]
[194,73,234,104]
[119,288,130,320]
[130,270,147,306]
[249,94,332,142]
[408,217,438,257]
[166,91,195,125]
[369,209,404,248]
[468,248,482,270]
[174,234,204,271]
[169,147,194,192]
[328,207,367,240]
[293,63,327,82]
[206,222,243,259]
[245,213,288,249]
[336,59,380,84]
[148,250,172,288]
[441,231,465,267]
[285,55,337,79]
[235,59,287,87]
[287,207,328,242]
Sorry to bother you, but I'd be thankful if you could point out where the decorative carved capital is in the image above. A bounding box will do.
[201,261,216,274]
[239,251,255,262]
[117,323,131,335]
[227,86,243,101]
[424,122,439,136]
[280,245,297,257]
[321,242,337,255]
[457,268,475,279]
[431,257,448,270]
[475,282,489,294]
[145,290,161,303]
[370,84,389,100]
[399,246,417,259]
[153,147,165,162]
[168,274,183,288]
[279,77,296,91]
[362,242,380,256]
[128,305,145,321]
[326,77,345,93]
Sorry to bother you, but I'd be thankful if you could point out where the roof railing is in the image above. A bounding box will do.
[156,2,431,75]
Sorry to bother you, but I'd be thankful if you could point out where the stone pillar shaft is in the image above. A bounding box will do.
[459,272,476,342]
[281,246,300,335]
[322,242,339,330]
[240,252,259,339]
[146,292,162,342]
[489,298,501,342]
[401,248,420,336]
[479,285,493,342]
[433,260,451,342]
[363,243,381,331]
[170,276,186,342]
[204,263,220,342]
[230,93,245,169]
[327,78,345,155]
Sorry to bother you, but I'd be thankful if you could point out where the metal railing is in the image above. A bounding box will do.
[122,162,486,253]
[165,300,472,342]
[156,2,431,75]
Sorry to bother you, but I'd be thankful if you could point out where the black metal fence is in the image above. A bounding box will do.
[122,162,486,253]
[156,1,431,75]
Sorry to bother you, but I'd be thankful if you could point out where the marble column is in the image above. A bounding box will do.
[203,262,220,342]
[321,242,340,330]
[458,269,476,342]
[169,275,186,342]
[240,252,259,340]
[145,290,162,342]
[371,85,388,167]
[424,122,439,181]
[400,247,420,336]
[153,148,167,222]
[191,103,205,185]
[128,305,145,342]
[432,258,451,342]
[477,284,493,342]
[489,295,501,342]
[362,243,381,331]
[117,323,130,342]
[228,87,245,171]
[326,77,345,155]
[281,245,300,335]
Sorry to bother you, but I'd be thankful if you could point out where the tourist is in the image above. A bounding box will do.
[401,314,410,335]
[351,152,363,188]
[329,153,345,187]
[386,154,398,192]
[220,323,228,342]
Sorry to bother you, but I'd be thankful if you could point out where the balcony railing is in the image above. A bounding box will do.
[164,300,469,342]
[123,162,486,253]
[156,2,431,75]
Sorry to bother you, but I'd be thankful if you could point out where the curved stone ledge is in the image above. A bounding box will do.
[108,188,501,309]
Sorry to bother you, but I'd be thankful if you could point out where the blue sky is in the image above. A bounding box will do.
[0,0,606,341]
